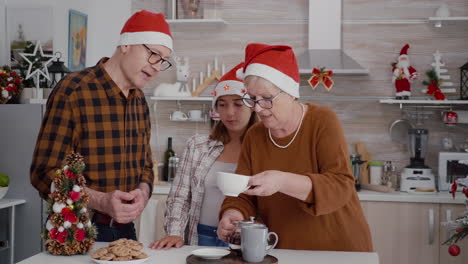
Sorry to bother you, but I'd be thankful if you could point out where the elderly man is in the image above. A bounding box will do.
[31,10,173,241]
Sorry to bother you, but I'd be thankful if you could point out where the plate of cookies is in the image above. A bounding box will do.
[90,238,150,264]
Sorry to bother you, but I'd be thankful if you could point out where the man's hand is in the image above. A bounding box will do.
[128,183,150,219]
[149,236,184,250]
[86,183,151,224]
[217,209,244,242]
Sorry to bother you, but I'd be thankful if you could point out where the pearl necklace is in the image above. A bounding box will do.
[268,103,306,149]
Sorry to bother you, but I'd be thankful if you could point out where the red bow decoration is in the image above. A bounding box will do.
[308,67,334,91]
[425,80,445,100]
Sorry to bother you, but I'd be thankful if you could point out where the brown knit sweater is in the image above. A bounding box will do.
[220,103,373,252]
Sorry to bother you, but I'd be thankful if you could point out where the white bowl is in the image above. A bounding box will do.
[216,172,250,197]
[0,186,9,200]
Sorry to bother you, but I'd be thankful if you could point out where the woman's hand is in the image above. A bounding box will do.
[217,209,244,242]
[149,235,184,250]
[243,170,285,196]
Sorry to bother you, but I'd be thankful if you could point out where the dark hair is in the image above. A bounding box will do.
[209,111,257,144]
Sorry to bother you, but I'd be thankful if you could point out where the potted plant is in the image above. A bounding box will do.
[0,173,9,199]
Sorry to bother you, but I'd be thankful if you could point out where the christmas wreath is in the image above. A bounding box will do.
[42,152,97,255]
[0,66,24,104]
[443,176,468,257]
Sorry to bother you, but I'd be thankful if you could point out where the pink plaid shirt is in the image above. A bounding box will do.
[164,134,224,245]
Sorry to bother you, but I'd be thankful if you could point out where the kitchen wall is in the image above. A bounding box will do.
[0,0,131,66]
[133,0,468,179]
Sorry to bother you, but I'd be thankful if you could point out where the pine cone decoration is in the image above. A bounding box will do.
[45,239,64,255]
[64,152,85,169]
[79,214,88,224]
[52,191,68,204]
[79,239,94,253]
[50,213,65,227]
[77,175,87,186]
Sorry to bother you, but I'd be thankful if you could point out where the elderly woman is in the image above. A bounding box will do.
[217,43,373,252]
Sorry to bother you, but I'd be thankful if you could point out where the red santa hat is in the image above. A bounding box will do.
[212,62,248,110]
[239,43,300,98]
[399,44,410,59]
[119,10,173,52]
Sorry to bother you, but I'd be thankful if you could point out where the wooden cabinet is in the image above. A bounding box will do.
[439,204,468,264]
[135,194,168,245]
[361,201,468,264]
[361,201,440,264]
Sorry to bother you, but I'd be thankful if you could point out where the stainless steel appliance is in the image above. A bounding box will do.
[400,128,436,192]
[438,152,468,191]
[350,154,365,191]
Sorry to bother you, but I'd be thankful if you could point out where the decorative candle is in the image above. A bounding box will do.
[207,64,211,75]
[192,78,197,91]
[200,72,204,84]
[221,63,226,75]
[214,57,219,70]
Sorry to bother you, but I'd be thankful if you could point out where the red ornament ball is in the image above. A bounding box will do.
[448,244,460,256]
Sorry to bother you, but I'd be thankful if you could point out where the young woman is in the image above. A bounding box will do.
[149,62,256,249]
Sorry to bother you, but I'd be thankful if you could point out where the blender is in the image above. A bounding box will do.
[400,128,436,192]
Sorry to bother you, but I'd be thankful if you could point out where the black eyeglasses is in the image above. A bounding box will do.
[142,44,172,71]
[242,91,283,109]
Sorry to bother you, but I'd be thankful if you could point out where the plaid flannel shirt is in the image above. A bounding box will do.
[30,58,154,199]
[164,134,224,245]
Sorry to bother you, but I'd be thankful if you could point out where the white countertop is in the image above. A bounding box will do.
[17,242,379,264]
[153,183,466,204]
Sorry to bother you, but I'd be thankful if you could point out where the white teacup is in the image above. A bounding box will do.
[171,110,188,121]
[188,110,202,121]
[216,172,250,197]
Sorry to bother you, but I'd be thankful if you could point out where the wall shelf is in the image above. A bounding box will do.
[379,98,468,109]
[150,96,212,101]
[379,99,468,105]
[428,17,468,27]
[167,18,226,25]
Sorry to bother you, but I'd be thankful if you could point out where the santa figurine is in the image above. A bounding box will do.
[392,44,418,99]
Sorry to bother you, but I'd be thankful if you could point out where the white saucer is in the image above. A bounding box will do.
[191,248,230,259]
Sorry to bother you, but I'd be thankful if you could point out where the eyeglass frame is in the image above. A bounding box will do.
[142,44,172,71]
[242,91,284,109]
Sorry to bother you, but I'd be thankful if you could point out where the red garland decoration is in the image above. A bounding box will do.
[65,170,76,179]
[57,230,68,243]
[69,191,80,201]
[49,228,58,239]
[74,229,85,242]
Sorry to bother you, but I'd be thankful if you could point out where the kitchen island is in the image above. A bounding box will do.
[17,242,379,264]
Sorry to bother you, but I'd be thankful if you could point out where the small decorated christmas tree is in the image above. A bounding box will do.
[443,176,468,257]
[43,152,97,255]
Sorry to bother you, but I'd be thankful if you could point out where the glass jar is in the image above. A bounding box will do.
[383,161,398,189]
[368,161,384,185]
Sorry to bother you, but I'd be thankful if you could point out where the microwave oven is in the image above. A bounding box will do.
[438,152,468,191]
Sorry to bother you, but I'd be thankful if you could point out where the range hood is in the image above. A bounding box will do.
[297,0,369,75]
